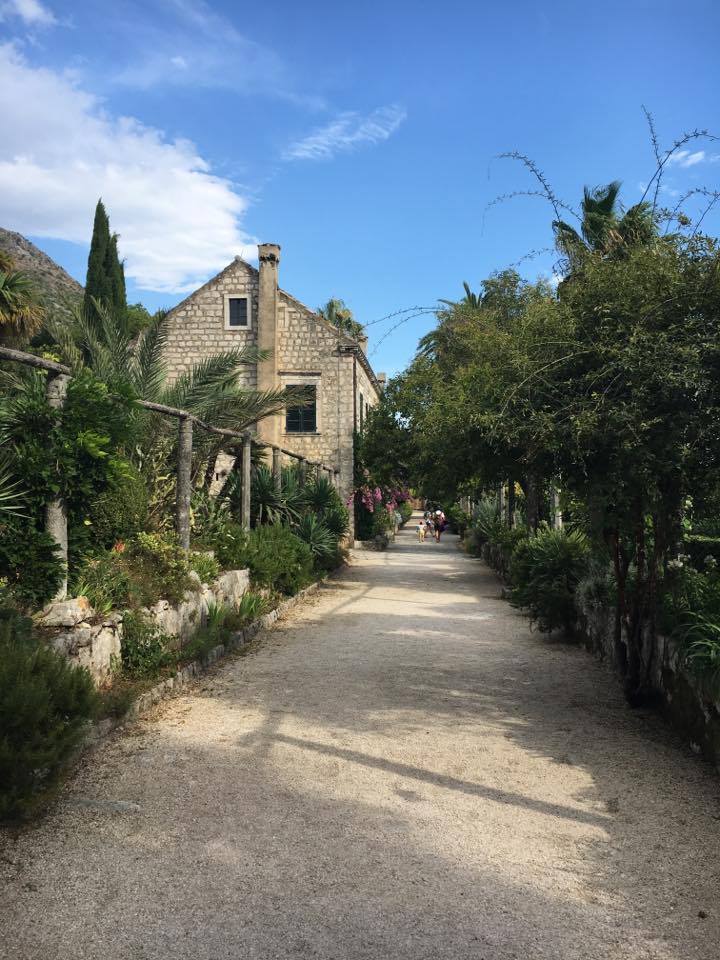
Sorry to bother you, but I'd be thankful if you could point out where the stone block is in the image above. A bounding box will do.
[38,596,92,628]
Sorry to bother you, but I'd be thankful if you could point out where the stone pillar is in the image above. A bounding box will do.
[176,416,193,550]
[272,447,282,492]
[241,433,252,530]
[46,372,70,600]
[256,243,281,447]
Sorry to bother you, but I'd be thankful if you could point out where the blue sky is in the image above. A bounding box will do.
[1,0,719,376]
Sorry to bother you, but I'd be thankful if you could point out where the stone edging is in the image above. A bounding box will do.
[87,579,323,744]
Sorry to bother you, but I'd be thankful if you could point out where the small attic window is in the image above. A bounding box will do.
[224,295,250,329]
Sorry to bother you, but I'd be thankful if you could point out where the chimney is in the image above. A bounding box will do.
[357,333,369,355]
[256,243,281,444]
[377,372,387,389]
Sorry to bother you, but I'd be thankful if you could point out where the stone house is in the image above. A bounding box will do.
[163,243,383,524]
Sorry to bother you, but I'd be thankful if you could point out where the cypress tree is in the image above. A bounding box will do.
[84,200,126,318]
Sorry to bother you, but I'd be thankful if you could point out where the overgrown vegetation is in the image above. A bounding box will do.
[0,608,97,821]
[374,117,720,703]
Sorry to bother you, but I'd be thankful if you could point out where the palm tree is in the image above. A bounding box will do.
[42,299,304,512]
[317,298,364,339]
[553,182,656,266]
[0,253,44,344]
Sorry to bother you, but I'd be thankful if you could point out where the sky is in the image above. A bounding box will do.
[1,0,719,377]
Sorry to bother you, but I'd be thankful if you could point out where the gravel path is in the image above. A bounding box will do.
[2,519,720,959]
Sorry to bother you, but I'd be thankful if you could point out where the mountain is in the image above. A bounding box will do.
[0,228,83,310]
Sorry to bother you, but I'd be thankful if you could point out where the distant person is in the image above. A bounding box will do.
[416,518,427,542]
[434,509,446,542]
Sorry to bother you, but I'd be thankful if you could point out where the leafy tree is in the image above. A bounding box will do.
[42,300,300,526]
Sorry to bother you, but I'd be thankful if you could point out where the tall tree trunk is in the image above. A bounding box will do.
[525,474,540,532]
[507,478,516,528]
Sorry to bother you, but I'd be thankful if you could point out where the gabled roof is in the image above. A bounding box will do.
[167,255,381,393]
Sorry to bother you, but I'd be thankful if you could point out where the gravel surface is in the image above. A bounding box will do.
[2,519,720,959]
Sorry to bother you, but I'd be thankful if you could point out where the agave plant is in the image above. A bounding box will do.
[293,514,337,565]
[302,475,339,514]
[250,465,287,526]
[0,455,24,516]
[322,503,349,538]
[676,613,720,692]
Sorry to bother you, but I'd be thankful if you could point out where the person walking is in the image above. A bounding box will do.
[434,509,446,542]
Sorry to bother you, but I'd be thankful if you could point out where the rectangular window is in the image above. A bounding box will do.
[286,385,317,433]
[228,297,248,327]
[225,295,249,328]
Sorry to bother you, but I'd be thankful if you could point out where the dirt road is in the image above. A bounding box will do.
[2,520,719,959]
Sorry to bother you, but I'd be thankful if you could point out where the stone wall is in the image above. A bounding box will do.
[40,569,250,684]
[163,258,259,388]
[576,597,720,768]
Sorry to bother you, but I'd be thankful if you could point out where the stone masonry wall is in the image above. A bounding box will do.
[164,258,259,388]
[278,293,353,506]
[576,597,720,769]
[162,254,382,523]
[41,569,249,683]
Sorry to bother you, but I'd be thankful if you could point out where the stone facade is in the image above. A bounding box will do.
[40,569,250,683]
[164,245,383,525]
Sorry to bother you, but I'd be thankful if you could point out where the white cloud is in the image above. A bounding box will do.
[668,149,707,168]
[0,44,255,293]
[283,105,407,161]
[0,0,55,25]
[110,0,323,106]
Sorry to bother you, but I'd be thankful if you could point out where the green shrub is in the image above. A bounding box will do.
[0,607,97,820]
[372,506,396,537]
[247,524,314,595]
[684,535,720,572]
[464,526,485,557]
[120,610,173,678]
[191,489,235,544]
[510,526,590,635]
[123,532,195,606]
[575,560,616,613]
[211,522,252,571]
[446,504,470,535]
[398,501,414,526]
[235,590,273,624]
[71,549,133,614]
[659,563,720,635]
[0,518,64,610]
[673,613,720,693]
[209,522,313,594]
[294,514,337,569]
[322,503,350,539]
[85,462,149,550]
[72,533,196,611]
[188,551,220,585]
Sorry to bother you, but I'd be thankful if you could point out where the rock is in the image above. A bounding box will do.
[38,596,93,628]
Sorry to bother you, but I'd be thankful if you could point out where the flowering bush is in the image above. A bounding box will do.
[353,484,410,540]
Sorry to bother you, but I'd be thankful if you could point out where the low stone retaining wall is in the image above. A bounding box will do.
[86,579,323,744]
[38,569,250,683]
[466,534,720,768]
[576,599,720,769]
